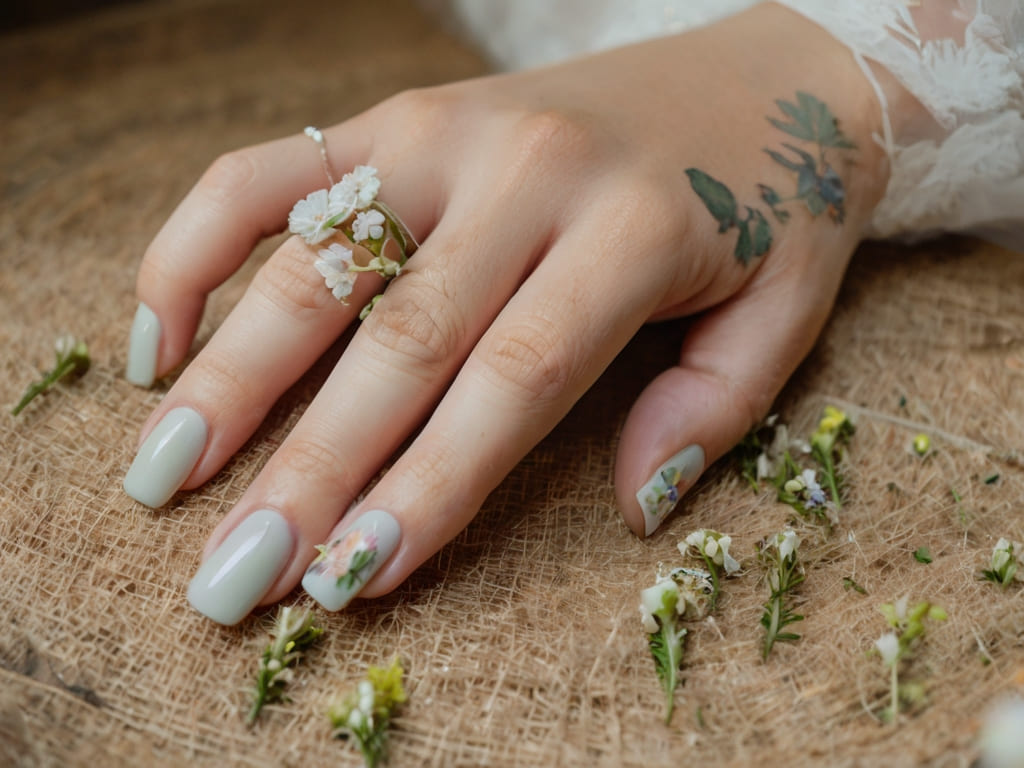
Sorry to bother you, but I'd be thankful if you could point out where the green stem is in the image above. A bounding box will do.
[888,660,899,725]
[763,595,781,661]
[11,357,77,415]
[701,553,721,612]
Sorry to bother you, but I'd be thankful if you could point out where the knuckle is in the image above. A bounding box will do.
[477,316,576,404]
[199,149,259,207]
[508,108,598,172]
[277,436,355,499]
[252,239,336,318]
[191,350,261,410]
[375,87,454,143]
[361,270,464,377]
[401,441,463,503]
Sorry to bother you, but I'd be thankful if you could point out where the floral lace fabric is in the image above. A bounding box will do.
[432,0,1024,250]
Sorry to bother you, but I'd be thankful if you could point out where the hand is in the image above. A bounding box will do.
[124,4,894,624]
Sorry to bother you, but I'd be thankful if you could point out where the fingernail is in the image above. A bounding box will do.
[302,509,400,611]
[123,406,207,507]
[187,509,294,626]
[126,302,161,387]
[636,444,705,537]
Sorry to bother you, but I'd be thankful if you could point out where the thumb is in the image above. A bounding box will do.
[615,253,847,537]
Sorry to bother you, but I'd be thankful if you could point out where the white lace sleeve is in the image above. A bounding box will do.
[774,0,1024,250]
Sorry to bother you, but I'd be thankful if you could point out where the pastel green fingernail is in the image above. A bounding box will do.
[637,444,705,537]
[302,509,401,611]
[126,302,160,387]
[123,407,207,508]
[187,509,294,626]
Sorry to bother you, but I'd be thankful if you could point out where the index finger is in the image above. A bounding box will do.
[126,125,374,386]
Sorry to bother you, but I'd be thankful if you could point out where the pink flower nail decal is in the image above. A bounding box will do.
[307,530,379,591]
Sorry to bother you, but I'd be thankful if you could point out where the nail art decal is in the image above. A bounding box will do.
[637,445,705,537]
[308,529,379,591]
[302,509,400,611]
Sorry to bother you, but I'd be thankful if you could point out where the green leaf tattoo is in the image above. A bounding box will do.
[768,91,856,149]
[687,91,855,266]
[685,168,738,232]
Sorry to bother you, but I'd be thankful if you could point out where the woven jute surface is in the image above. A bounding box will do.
[2,1,1023,766]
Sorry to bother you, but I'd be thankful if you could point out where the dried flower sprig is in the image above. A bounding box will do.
[809,405,854,509]
[679,529,741,611]
[758,529,804,660]
[981,538,1021,587]
[640,567,712,723]
[874,597,947,724]
[12,335,90,416]
[289,165,415,318]
[248,606,324,725]
[328,658,408,768]
[733,414,809,492]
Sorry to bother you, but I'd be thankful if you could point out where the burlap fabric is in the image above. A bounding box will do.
[2,1,1023,765]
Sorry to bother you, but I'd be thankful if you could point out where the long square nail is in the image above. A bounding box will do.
[302,509,400,611]
[123,406,207,507]
[637,444,705,537]
[187,509,294,626]
[126,302,161,387]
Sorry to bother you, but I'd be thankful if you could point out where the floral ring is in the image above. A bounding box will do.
[288,126,418,319]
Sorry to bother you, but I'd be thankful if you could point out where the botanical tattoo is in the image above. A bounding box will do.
[686,91,856,265]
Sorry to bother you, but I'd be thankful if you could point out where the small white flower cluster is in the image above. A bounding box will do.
[755,414,810,480]
[289,165,382,246]
[784,468,828,509]
[639,568,711,634]
[345,679,378,732]
[680,529,741,575]
[986,538,1022,585]
[289,166,405,305]
[765,529,800,562]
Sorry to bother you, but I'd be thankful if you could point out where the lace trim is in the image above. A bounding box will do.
[776,0,1024,248]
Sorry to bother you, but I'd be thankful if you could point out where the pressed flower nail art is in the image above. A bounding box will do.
[302,509,400,612]
[637,445,705,536]
[308,530,379,591]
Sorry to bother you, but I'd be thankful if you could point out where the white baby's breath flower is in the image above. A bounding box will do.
[875,632,900,667]
[327,178,359,223]
[348,165,381,207]
[352,209,386,242]
[289,188,336,244]
[315,243,357,301]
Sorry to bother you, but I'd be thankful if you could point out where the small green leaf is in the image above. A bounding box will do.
[842,576,867,595]
[758,183,781,206]
[764,148,802,173]
[913,547,933,564]
[803,190,827,217]
[686,168,738,232]
[750,208,772,257]
[734,219,753,266]
[984,473,1000,485]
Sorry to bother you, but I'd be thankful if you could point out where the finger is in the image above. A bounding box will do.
[615,241,854,537]
[122,234,380,508]
[126,121,384,387]
[183,179,561,623]
[301,212,663,610]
